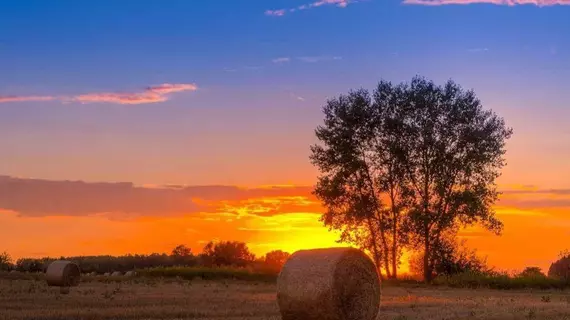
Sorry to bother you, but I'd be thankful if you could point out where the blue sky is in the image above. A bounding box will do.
[1,0,569,187]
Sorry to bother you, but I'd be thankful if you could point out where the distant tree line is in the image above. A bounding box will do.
[0,241,291,275]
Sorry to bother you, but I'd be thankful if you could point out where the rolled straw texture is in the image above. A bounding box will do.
[277,247,380,320]
[45,260,81,287]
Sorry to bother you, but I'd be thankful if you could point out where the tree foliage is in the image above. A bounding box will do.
[201,241,255,267]
[0,252,12,271]
[171,244,192,257]
[519,267,545,278]
[311,76,512,281]
[7,243,279,274]
[264,250,290,272]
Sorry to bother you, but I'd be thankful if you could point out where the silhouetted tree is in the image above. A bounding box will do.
[0,252,12,271]
[548,252,570,280]
[311,76,511,281]
[264,250,290,272]
[380,77,511,281]
[202,241,255,267]
[310,87,410,279]
[170,244,197,266]
[519,266,545,278]
[171,244,192,257]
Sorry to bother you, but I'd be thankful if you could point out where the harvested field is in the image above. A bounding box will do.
[2,278,570,319]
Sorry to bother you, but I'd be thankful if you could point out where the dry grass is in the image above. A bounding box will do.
[2,278,570,319]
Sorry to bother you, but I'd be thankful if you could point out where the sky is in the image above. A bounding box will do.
[1,0,569,274]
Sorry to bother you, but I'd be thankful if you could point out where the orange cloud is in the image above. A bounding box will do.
[403,0,570,6]
[0,175,315,218]
[0,83,198,105]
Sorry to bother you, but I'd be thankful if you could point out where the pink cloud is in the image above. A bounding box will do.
[403,0,570,6]
[0,96,56,103]
[73,92,167,105]
[147,83,199,95]
[74,83,198,105]
[266,0,352,16]
[0,83,198,105]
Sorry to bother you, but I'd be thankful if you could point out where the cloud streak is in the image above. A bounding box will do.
[0,83,198,105]
[266,0,353,16]
[0,175,316,219]
[0,96,57,103]
[403,0,570,6]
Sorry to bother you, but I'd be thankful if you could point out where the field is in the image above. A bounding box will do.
[3,277,570,320]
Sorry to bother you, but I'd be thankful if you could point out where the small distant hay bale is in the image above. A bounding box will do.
[124,270,136,277]
[277,247,381,320]
[45,260,81,288]
[103,272,110,276]
[111,271,122,276]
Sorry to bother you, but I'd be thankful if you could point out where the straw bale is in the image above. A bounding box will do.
[111,271,122,276]
[45,260,81,287]
[124,270,137,277]
[277,247,380,320]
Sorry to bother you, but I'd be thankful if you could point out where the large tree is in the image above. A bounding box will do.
[310,88,410,279]
[311,76,512,281]
[389,77,511,281]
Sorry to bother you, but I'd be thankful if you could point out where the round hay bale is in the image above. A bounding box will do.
[45,260,81,287]
[103,272,110,276]
[111,271,122,276]
[277,247,380,320]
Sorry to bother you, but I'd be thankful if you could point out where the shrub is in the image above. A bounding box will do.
[548,253,570,280]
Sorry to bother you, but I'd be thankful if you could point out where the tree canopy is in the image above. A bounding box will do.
[311,76,512,281]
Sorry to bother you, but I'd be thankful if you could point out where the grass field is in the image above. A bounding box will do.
[2,277,570,320]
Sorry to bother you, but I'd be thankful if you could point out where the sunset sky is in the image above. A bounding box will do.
[1,0,569,274]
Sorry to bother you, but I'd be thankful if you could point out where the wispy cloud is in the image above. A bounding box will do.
[289,93,306,101]
[297,56,342,63]
[403,0,570,6]
[0,95,57,103]
[266,0,355,16]
[0,83,198,105]
[272,57,291,63]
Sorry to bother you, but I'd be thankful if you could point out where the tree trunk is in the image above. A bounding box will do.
[380,230,392,279]
[366,217,386,279]
[391,234,398,279]
[423,231,432,282]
